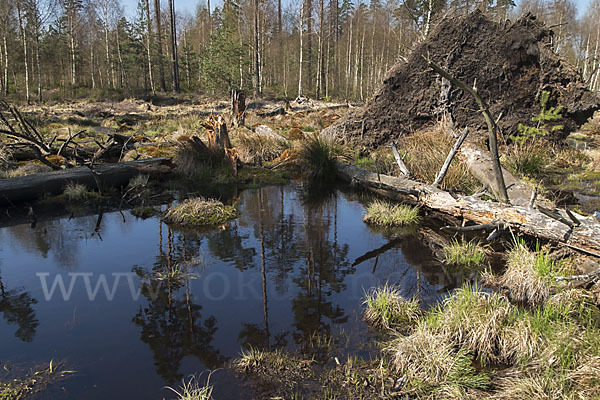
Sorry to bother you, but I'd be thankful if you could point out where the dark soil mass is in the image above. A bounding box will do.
[324,11,600,150]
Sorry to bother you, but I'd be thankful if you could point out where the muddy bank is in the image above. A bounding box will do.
[324,11,600,150]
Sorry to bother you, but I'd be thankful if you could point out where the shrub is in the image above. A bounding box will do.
[164,198,239,227]
[362,200,420,226]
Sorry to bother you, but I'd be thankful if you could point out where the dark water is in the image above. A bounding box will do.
[0,184,449,399]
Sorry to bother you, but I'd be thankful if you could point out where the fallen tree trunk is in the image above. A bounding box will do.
[458,142,551,207]
[337,162,600,255]
[0,158,173,205]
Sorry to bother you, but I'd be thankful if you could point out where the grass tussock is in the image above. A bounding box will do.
[165,373,214,400]
[173,140,215,180]
[387,325,490,396]
[482,241,564,305]
[0,162,53,178]
[363,283,420,330]
[443,239,488,268]
[502,142,549,179]
[399,126,479,193]
[235,134,290,164]
[362,200,420,227]
[164,198,239,227]
[63,182,97,201]
[299,134,339,183]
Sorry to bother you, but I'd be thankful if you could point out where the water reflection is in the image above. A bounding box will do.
[0,273,38,342]
[132,226,224,383]
[0,183,455,400]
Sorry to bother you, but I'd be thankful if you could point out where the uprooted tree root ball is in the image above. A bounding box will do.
[323,11,600,150]
[163,198,239,227]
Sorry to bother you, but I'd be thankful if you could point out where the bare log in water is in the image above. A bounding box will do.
[336,162,600,255]
[0,158,173,205]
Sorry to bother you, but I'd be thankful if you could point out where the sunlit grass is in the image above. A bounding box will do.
[363,283,420,330]
[443,239,488,268]
[165,373,214,400]
[362,200,420,227]
[163,198,239,227]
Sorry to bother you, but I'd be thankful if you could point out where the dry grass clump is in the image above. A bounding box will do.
[399,126,479,193]
[568,356,600,398]
[362,200,420,227]
[433,285,522,365]
[63,182,97,201]
[173,140,214,180]
[164,198,239,227]
[502,142,549,179]
[482,241,559,305]
[387,324,490,396]
[235,134,289,164]
[363,283,420,329]
[0,162,52,178]
[443,239,488,268]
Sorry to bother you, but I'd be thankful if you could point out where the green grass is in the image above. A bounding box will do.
[299,134,339,183]
[63,182,98,201]
[363,283,420,330]
[482,240,568,305]
[0,360,74,400]
[163,198,239,227]
[443,239,488,268]
[165,374,214,400]
[362,200,420,227]
[502,143,549,178]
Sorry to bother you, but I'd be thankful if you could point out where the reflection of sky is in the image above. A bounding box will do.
[0,185,447,400]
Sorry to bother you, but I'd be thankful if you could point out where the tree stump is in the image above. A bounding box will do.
[231,88,246,127]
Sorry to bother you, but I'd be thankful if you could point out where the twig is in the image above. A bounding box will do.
[433,127,469,187]
[388,142,411,177]
[538,206,574,229]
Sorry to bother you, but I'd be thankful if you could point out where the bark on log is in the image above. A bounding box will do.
[336,162,600,254]
[0,158,173,205]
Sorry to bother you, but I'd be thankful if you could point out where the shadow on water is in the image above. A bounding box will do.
[0,182,467,399]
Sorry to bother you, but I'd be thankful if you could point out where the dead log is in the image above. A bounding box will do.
[336,162,600,255]
[256,106,285,118]
[254,125,289,143]
[0,158,173,205]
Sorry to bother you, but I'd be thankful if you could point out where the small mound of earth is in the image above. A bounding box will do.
[324,10,600,150]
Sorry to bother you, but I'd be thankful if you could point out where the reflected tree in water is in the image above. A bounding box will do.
[132,224,224,384]
[0,272,38,342]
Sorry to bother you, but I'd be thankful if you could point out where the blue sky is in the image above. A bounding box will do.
[121,0,593,20]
